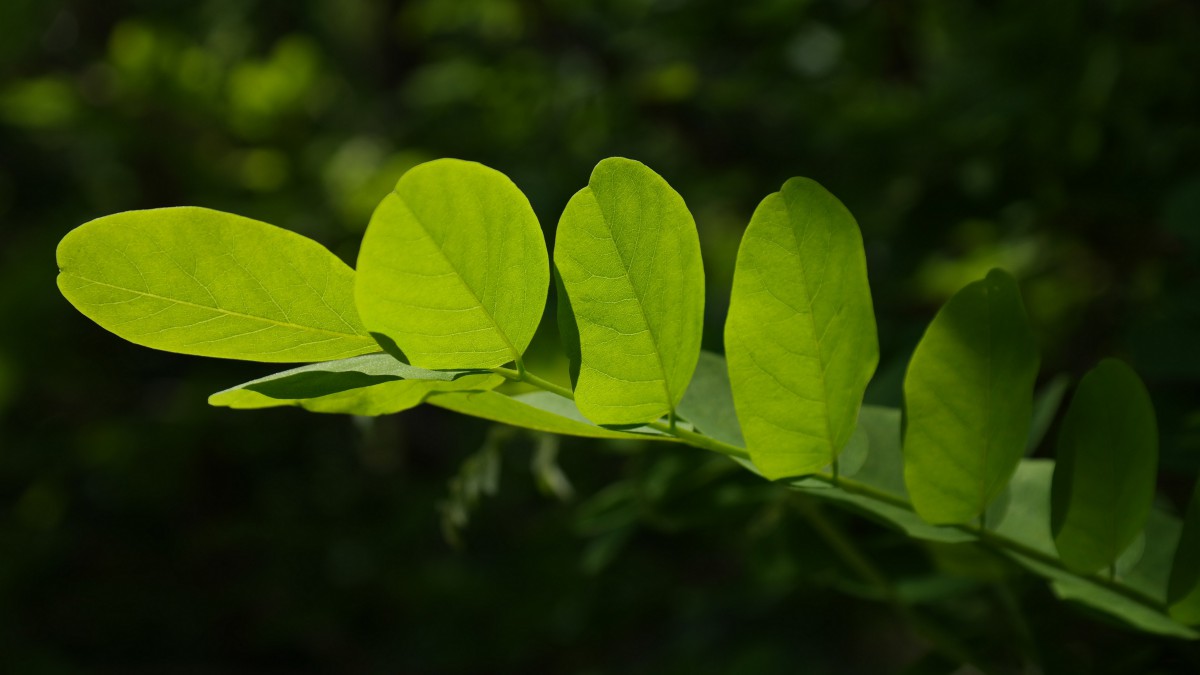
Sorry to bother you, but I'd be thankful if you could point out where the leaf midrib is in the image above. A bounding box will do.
[588,188,675,412]
[62,273,372,343]
[780,193,836,462]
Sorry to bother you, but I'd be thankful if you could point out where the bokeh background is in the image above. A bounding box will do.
[2,0,1199,672]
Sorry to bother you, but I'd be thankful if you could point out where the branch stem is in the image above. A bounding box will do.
[489,365,751,460]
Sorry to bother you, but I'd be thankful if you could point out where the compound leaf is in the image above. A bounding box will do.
[725,177,879,480]
[554,157,704,426]
[1051,359,1159,573]
[428,389,669,440]
[355,158,548,370]
[209,353,501,415]
[57,207,378,362]
[903,268,1040,525]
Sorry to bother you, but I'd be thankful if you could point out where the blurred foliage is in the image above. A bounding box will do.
[1,0,1199,672]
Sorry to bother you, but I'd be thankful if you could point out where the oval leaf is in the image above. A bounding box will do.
[57,207,378,362]
[1052,358,1159,574]
[554,157,704,425]
[724,177,879,480]
[1169,478,1200,625]
[355,159,549,370]
[209,353,501,415]
[902,268,1039,525]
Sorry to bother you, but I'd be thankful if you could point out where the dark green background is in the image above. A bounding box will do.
[2,0,1199,672]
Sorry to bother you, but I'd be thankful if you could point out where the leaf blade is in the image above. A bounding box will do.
[354,159,549,370]
[1169,478,1200,625]
[57,207,377,362]
[791,407,976,543]
[677,350,745,448]
[428,389,670,440]
[724,177,879,479]
[209,354,501,415]
[1051,358,1159,574]
[553,157,705,425]
[902,268,1040,524]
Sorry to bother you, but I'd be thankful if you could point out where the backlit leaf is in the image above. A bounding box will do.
[209,353,501,415]
[725,177,879,479]
[1051,359,1158,574]
[57,207,377,362]
[355,158,549,370]
[554,157,704,425]
[903,269,1039,525]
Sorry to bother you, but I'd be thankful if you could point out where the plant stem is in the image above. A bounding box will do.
[489,365,751,460]
[803,473,1163,610]
[490,363,1166,618]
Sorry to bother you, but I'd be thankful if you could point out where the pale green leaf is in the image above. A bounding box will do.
[1007,548,1196,640]
[554,157,704,425]
[355,158,549,370]
[986,459,1058,556]
[903,268,1040,524]
[57,207,378,362]
[724,177,879,480]
[1120,508,1179,605]
[1051,358,1159,574]
[985,458,1190,637]
[1002,505,1194,640]
[1169,478,1200,625]
[677,350,745,448]
[792,406,976,543]
[427,389,671,440]
[209,353,501,415]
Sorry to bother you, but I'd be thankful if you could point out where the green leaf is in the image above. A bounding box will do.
[554,157,704,425]
[1006,548,1196,640]
[427,389,671,440]
[1051,358,1159,574]
[1169,478,1200,625]
[986,459,1058,556]
[724,177,879,480]
[902,268,1040,525]
[792,406,977,543]
[355,158,549,370]
[209,354,502,415]
[57,207,378,362]
[1120,508,1179,605]
[985,458,1191,637]
[1001,505,1194,640]
[553,265,582,388]
[677,350,745,448]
